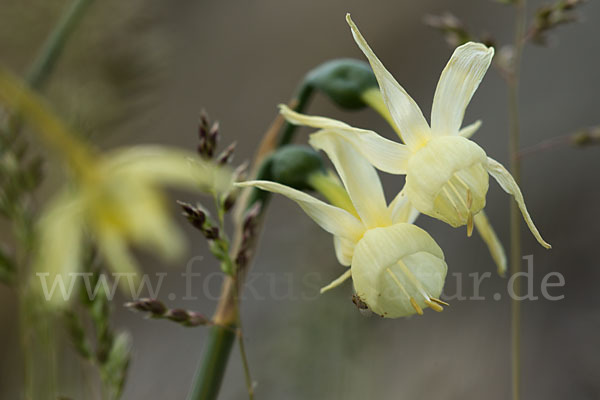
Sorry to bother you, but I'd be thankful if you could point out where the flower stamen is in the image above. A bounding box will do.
[467,212,474,237]
[385,267,423,315]
[395,260,448,312]
[396,260,430,300]
[454,173,470,191]
[448,180,469,210]
[410,298,424,315]
[424,299,444,312]
[447,176,476,236]
[442,187,463,219]
[430,297,449,306]
[466,189,473,208]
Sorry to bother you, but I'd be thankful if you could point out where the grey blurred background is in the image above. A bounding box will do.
[1,0,599,399]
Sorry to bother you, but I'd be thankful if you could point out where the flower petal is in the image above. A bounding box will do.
[320,268,352,294]
[105,146,233,194]
[351,223,447,318]
[334,236,355,266]
[87,175,186,262]
[279,104,350,130]
[310,130,392,228]
[281,105,410,174]
[346,14,431,150]
[95,226,142,294]
[405,135,489,225]
[431,42,494,136]
[32,191,85,308]
[96,228,141,277]
[474,210,507,276]
[236,180,364,242]
[486,157,551,249]
[459,120,482,139]
[389,189,420,224]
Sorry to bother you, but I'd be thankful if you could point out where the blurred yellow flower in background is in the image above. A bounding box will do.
[0,68,232,307]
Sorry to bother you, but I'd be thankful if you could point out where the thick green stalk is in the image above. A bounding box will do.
[508,1,527,400]
[188,326,236,400]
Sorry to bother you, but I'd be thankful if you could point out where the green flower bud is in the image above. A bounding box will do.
[269,145,325,190]
[305,59,377,110]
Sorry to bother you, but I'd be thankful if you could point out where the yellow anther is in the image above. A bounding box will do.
[467,212,474,237]
[430,297,449,306]
[410,298,424,315]
[425,300,444,312]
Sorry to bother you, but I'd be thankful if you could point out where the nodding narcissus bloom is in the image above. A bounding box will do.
[280,105,508,275]
[238,130,448,318]
[279,15,551,255]
[0,69,232,307]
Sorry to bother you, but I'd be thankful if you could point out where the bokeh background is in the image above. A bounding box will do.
[1,0,599,399]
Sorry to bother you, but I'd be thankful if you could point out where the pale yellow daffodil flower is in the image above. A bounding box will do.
[0,68,232,307]
[277,15,551,263]
[239,130,448,318]
[281,104,507,275]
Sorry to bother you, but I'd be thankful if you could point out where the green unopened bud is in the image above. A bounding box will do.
[305,59,377,110]
[269,145,325,190]
[305,59,399,136]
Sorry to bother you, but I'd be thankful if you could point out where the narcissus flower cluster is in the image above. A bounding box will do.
[240,14,551,318]
[239,128,448,318]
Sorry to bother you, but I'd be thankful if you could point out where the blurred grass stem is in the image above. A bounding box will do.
[25,0,95,90]
[508,1,527,400]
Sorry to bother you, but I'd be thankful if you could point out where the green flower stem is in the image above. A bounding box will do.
[276,82,315,147]
[243,156,274,212]
[244,81,314,210]
[508,1,528,400]
[187,82,316,400]
[186,271,244,400]
[185,202,261,400]
[188,325,236,400]
[25,0,95,90]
